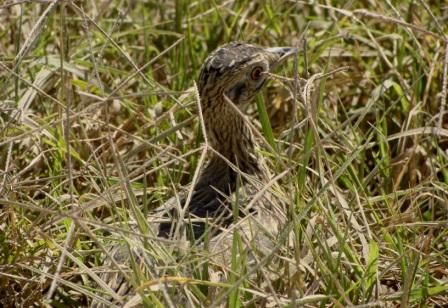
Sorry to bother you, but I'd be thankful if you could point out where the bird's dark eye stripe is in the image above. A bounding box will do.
[228,82,246,102]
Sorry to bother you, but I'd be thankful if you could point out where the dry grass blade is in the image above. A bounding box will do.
[1,1,447,307]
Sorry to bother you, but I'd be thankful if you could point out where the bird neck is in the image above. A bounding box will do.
[201,95,259,175]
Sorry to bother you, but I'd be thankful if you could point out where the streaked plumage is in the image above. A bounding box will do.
[159,42,295,239]
[92,42,296,307]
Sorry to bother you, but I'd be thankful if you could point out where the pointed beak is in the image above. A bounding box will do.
[265,46,297,69]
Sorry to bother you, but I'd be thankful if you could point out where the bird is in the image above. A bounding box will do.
[92,41,296,307]
[158,41,296,240]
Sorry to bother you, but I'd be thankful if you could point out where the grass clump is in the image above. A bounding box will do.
[1,1,447,307]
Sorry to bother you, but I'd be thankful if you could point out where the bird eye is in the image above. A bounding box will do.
[250,66,263,80]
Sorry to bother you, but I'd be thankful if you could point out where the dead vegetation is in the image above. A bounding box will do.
[0,1,447,307]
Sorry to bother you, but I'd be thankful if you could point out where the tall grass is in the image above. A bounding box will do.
[0,0,447,307]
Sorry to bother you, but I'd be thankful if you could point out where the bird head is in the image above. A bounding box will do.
[198,42,296,108]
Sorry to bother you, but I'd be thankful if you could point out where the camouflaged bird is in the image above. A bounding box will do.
[158,42,296,239]
[92,42,296,307]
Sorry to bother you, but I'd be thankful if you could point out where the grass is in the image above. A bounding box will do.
[1,0,448,307]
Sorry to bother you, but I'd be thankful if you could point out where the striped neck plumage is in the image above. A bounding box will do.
[197,42,296,172]
[208,102,258,172]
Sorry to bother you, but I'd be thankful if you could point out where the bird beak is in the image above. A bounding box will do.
[265,46,297,69]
